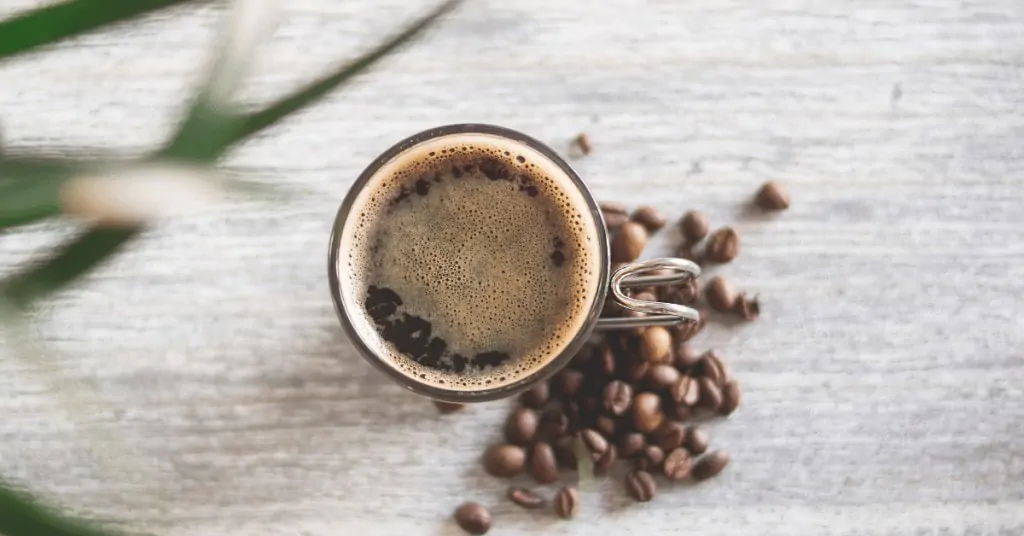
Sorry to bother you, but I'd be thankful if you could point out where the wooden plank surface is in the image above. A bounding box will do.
[1,0,1023,534]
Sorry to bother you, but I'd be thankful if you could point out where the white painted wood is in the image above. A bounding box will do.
[1,0,1023,534]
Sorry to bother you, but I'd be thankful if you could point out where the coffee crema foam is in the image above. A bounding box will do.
[338,133,603,391]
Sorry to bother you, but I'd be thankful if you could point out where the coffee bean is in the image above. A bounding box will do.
[603,380,633,415]
[552,368,584,398]
[454,502,491,535]
[504,407,539,445]
[755,180,789,211]
[698,377,723,411]
[619,433,646,458]
[735,293,760,321]
[528,441,560,484]
[604,212,629,230]
[624,356,651,383]
[433,400,466,414]
[611,221,647,262]
[663,448,693,480]
[670,375,700,406]
[648,364,680,391]
[680,210,710,245]
[674,342,701,368]
[655,422,686,451]
[553,435,577,468]
[575,133,593,156]
[581,428,608,456]
[705,275,737,312]
[507,487,546,510]
[639,445,665,470]
[631,205,667,232]
[595,415,617,438]
[705,227,740,263]
[625,470,656,502]
[685,426,710,455]
[692,450,730,481]
[594,444,618,474]
[671,311,706,343]
[598,343,617,376]
[539,408,569,439]
[667,403,693,422]
[699,350,732,385]
[520,381,550,409]
[663,278,699,305]
[640,326,672,364]
[482,444,525,478]
[553,486,579,519]
[600,201,628,215]
[632,392,664,433]
[720,380,742,415]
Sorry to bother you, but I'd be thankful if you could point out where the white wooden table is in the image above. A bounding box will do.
[1,1,1023,534]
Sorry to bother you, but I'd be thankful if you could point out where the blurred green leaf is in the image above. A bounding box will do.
[0,157,83,229]
[163,0,463,162]
[0,0,206,60]
[0,227,140,310]
[0,483,119,536]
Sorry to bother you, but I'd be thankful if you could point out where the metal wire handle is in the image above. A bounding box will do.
[595,257,701,330]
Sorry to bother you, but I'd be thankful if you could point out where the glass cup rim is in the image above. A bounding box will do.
[327,123,610,403]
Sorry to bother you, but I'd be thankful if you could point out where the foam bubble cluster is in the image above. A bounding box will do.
[340,133,602,391]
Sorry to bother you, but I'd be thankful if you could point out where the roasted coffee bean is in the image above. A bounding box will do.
[705,227,740,263]
[663,278,699,305]
[720,380,742,415]
[633,392,664,433]
[507,487,546,510]
[692,450,730,481]
[705,275,738,312]
[735,293,760,321]
[528,441,560,484]
[668,403,693,422]
[638,445,665,470]
[553,486,579,519]
[672,311,706,343]
[598,343,617,376]
[595,415,617,438]
[520,382,550,409]
[504,407,539,445]
[655,422,686,451]
[648,364,680,391]
[575,133,593,156]
[670,375,700,406]
[698,377,724,411]
[581,429,609,455]
[755,180,790,211]
[454,502,491,535]
[603,380,633,415]
[685,426,710,455]
[625,470,656,502]
[539,408,569,439]
[680,210,710,245]
[604,211,629,230]
[482,444,525,478]
[600,201,628,216]
[698,351,727,385]
[552,369,584,398]
[553,435,578,468]
[619,433,646,458]
[674,342,701,368]
[663,448,694,480]
[631,205,668,232]
[611,221,648,262]
[640,326,672,364]
[433,401,466,414]
[624,356,651,383]
[594,444,618,474]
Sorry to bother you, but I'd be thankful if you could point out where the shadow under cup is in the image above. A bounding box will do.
[327,124,610,403]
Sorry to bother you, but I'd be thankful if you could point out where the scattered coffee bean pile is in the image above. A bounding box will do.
[450,181,788,533]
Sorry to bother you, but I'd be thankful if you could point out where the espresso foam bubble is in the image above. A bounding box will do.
[337,132,603,391]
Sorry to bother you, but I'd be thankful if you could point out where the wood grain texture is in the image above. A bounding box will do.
[1,0,1023,534]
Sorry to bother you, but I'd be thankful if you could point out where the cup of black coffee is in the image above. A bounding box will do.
[328,124,700,402]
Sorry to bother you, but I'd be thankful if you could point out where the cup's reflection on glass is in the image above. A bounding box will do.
[328,124,699,403]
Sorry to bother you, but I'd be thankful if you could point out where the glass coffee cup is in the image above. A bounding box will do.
[328,124,700,403]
